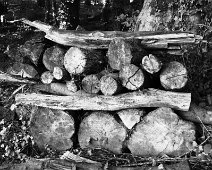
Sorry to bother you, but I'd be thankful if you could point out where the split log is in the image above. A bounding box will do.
[119,64,144,90]
[0,72,36,84]
[34,83,87,96]
[64,47,106,75]
[15,88,191,111]
[78,111,127,154]
[43,45,66,71]
[82,74,101,94]
[100,73,122,96]
[66,80,78,92]
[141,54,162,74]
[117,109,144,129]
[41,71,54,84]
[160,61,188,90]
[53,66,69,80]
[178,103,212,125]
[127,107,196,156]
[6,62,38,79]
[21,19,202,50]
[30,107,75,151]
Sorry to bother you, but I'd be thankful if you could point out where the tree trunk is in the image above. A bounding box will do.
[100,73,122,95]
[43,46,66,71]
[15,88,191,111]
[81,74,101,94]
[141,54,162,74]
[64,47,106,75]
[78,111,127,154]
[160,61,188,90]
[119,64,144,90]
[127,107,195,156]
[30,107,75,151]
[41,71,54,84]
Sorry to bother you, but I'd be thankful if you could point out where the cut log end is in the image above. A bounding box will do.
[160,61,188,90]
[119,64,144,90]
[82,74,100,94]
[41,71,54,84]
[53,66,64,80]
[141,54,162,74]
[100,74,122,95]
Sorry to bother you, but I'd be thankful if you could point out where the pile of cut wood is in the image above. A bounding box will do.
[2,19,212,168]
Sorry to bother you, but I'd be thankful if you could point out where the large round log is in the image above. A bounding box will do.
[64,47,106,75]
[30,107,75,151]
[43,46,66,71]
[78,112,127,154]
[141,54,162,74]
[160,61,188,90]
[119,64,144,90]
[81,74,101,94]
[100,73,122,96]
[127,107,196,156]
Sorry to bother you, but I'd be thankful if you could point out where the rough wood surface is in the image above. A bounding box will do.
[100,73,122,96]
[43,46,66,71]
[15,88,191,111]
[30,107,75,151]
[141,54,162,74]
[41,71,54,84]
[160,61,188,90]
[66,80,78,92]
[78,111,127,154]
[119,64,144,90]
[127,107,196,156]
[21,19,203,50]
[178,103,212,125]
[82,74,101,94]
[64,47,106,75]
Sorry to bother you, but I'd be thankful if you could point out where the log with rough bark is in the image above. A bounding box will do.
[127,107,196,156]
[160,61,188,90]
[21,19,203,51]
[43,45,66,71]
[78,111,127,154]
[119,64,144,90]
[178,103,212,125]
[141,54,162,74]
[15,88,191,111]
[64,47,106,75]
[0,72,36,84]
[100,73,122,96]
[81,74,101,94]
[41,70,54,84]
[30,107,75,151]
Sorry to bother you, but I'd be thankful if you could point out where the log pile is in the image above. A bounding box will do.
[2,19,211,168]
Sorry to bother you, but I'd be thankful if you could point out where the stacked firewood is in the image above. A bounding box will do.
[1,19,212,161]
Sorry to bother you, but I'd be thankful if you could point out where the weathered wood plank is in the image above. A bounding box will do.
[15,88,191,111]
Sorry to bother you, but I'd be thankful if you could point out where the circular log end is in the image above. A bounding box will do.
[100,75,119,95]
[142,54,162,74]
[41,71,54,84]
[82,74,100,94]
[160,61,188,90]
[64,47,86,75]
[53,66,63,80]
[119,64,144,90]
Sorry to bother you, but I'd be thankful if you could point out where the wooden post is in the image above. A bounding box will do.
[160,61,188,90]
[119,64,144,90]
[64,47,106,75]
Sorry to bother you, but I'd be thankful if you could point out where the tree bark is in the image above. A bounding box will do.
[81,74,101,94]
[141,54,162,74]
[78,111,127,154]
[160,61,188,90]
[41,71,54,84]
[100,73,122,95]
[43,46,66,71]
[119,64,144,90]
[64,47,106,75]
[15,88,191,111]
